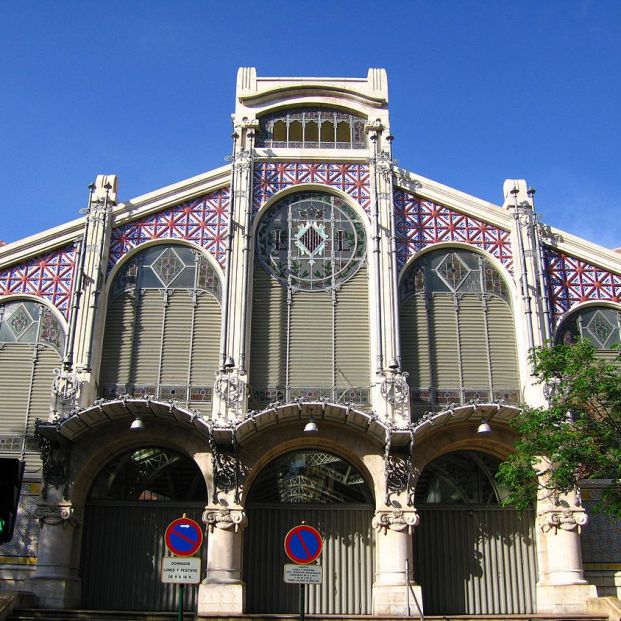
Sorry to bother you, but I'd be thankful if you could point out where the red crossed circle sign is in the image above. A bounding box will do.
[165,517,203,557]
[284,524,323,564]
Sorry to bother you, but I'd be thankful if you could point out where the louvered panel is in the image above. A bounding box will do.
[100,293,136,387]
[289,291,333,387]
[335,268,369,389]
[27,346,60,432]
[430,295,460,387]
[250,268,288,390]
[0,344,34,434]
[131,290,164,385]
[400,296,430,387]
[190,293,221,386]
[486,297,520,388]
[458,295,490,389]
[160,290,193,384]
[414,507,536,615]
[245,504,374,614]
[82,502,205,611]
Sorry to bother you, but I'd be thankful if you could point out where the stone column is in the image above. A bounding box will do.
[197,506,247,614]
[371,509,423,615]
[536,489,597,614]
[29,497,80,608]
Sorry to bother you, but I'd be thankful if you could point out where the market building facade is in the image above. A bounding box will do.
[1,68,620,616]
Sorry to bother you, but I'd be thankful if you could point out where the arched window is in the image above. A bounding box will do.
[251,193,370,407]
[556,305,621,359]
[100,244,222,410]
[256,108,366,149]
[415,451,507,505]
[400,248,520,418]
[89,447,207,501]
[0,300,65,451]
[248,450,372,504]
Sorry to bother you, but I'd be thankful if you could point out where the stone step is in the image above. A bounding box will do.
[6,611,610,621]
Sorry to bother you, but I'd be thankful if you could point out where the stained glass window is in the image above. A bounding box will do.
[400,248,510,302]
[0,300,65,355]
[256,192,366,292]
[111,244,221,301]
[557,306,621,350]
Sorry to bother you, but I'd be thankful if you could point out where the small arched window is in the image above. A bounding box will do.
[256,108,366,149]
[556,306,621,355]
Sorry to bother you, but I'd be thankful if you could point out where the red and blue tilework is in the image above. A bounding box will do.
[394,189,513,271]
[0,245,76,318]
[544,248,621,322]
[253,162,371,214]
[108,189,230,270]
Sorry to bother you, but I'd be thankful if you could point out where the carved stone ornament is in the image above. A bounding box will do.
[538,508,589,534]
[52,368,81,403]
[372,509,420,535]
[35,502,79,527]
[202,507,247,533]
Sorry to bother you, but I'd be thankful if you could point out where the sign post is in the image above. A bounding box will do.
[163,515,204,621]
[284,524,323,621]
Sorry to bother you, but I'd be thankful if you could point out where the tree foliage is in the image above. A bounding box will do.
[497,339,621,516]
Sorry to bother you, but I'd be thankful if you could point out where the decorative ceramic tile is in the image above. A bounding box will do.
[109,188,230,270]
[394,189,513,271]
[0,246,76,318]
[253,162,371,214]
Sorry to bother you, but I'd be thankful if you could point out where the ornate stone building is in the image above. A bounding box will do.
[1,68,620,616]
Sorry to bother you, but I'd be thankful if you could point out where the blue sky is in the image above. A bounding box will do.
[2,0,620,249]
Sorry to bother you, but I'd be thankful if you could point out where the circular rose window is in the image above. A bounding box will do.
[255,192,366,292]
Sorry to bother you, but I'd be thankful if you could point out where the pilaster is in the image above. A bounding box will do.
[212,120,256,424]
[503,179,546,407]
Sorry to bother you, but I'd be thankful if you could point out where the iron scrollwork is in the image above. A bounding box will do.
[384,425,415,506]
[207,427,248,504]
[35,420,71,500]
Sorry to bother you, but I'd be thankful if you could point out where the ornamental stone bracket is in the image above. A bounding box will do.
[202,507,247,533]
[538,507,589,534]
[372,509,420,535]
[35,501,80,527]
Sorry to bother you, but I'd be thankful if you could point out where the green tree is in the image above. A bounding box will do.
[498,339,621,517]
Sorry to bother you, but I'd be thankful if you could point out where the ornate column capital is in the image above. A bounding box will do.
[202,507,247,533]
[538,507,589,534]
[35,501,80,527]
[372,509,419,535]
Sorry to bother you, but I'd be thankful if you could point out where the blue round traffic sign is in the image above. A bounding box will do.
[284,524,323,564]
[165,517,203,557]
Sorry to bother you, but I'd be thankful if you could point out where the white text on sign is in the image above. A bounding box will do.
[161,557,201,584]
[283,563,323,584]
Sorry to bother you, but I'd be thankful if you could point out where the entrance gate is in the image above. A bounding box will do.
[412,451,537,615]
[244,450,375,614]
[80,447,207,611]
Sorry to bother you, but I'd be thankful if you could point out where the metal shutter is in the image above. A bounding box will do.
[0,344,34,434]
[400,296,431,388]
[487,297,519,390]
[131,290,164,385]
[160,290,193,385]
[458,295,490,389]
[100,293,136,387]
[431,295,460,389]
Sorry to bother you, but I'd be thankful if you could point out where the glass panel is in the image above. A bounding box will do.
[89,447,207,501]
[557,306,621,349]
[415,451,506,505]
[248,450,372,504]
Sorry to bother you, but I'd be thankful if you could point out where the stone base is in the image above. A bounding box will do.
[28,576,81,608]
[197,581,245,615]
[537,583,598,614]
[372,582,424,616]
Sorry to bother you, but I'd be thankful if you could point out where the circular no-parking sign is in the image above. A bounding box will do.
[165,517,204,557]
[284,524,323,564]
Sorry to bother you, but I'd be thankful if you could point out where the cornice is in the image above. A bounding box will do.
[394,166,511,231]
[542,225,621,275]
[0,164,231,270]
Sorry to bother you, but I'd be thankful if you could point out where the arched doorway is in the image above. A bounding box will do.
[81,447,207,611]
[413,450,536,614]
[244,449,375,614]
